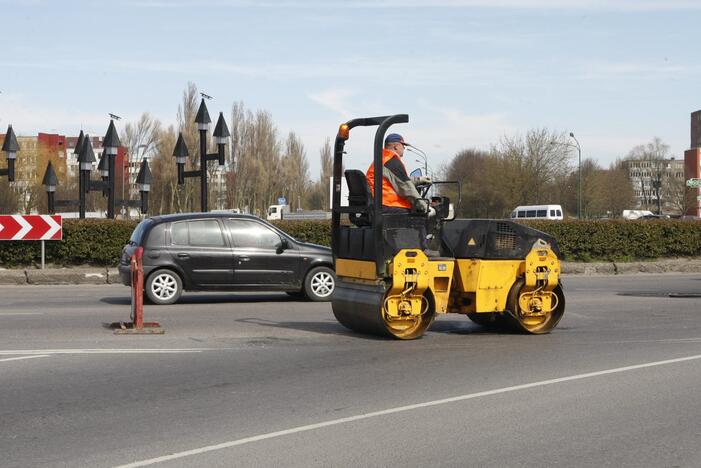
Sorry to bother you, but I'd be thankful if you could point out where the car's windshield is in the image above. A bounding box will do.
[129,219,154,245]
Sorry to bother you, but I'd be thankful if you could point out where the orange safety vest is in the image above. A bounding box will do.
[366,149,413,209]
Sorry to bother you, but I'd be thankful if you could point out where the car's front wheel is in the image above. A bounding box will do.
[145,269,183,305]
[304,266,335,302]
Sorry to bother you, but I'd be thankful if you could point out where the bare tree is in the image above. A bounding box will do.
[148,126,178,215]
[121,113,162,159]
[119,113,162,215]
[302,138,333,211]
[0,179,19,214]
[280,131,309,211]
[228,105,281,216]
[443,148,499,217]
[664,173,693,215]
[485,128,573,216]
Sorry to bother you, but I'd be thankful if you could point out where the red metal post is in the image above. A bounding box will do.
[131,246,144,329]
[112,245,163,334]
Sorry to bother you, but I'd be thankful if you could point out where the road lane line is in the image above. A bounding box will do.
[114,353,701,468]
[0,355,50,363]
[0,313,45,316]
[0,348,226,355]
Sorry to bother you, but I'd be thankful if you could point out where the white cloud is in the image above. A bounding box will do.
[408,102,515,163]
[308,89,356,119]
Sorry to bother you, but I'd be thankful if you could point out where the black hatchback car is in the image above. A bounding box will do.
[119,213,335,304]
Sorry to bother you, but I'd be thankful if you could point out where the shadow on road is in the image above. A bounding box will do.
[236,316,518,339]
[100,296,131,305]
[430,319,518,335]
[236,317,388,341]
[99,292,298,306]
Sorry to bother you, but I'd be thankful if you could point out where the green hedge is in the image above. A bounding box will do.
[526,220,701,261]
[0,218,698,267]
[271,220,331,246]
[0,219,138,267]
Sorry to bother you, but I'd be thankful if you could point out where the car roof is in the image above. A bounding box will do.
[149,212,262,223]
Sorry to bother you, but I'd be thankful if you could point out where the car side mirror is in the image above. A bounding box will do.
[276,238,290,253]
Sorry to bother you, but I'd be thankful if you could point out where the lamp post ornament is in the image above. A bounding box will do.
[102,119,122,219]
[42,161,58,213]
[1,124,20,181]
[44,124,152,218]
[173,95,230,212]
[78,135,96,218]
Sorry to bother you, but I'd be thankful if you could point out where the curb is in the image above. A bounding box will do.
[1,258,700,285]
[561,258,701,275]
[0,268,112,285]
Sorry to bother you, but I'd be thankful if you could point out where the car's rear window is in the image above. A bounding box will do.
[129,219,155,245]
[170,219,226,247]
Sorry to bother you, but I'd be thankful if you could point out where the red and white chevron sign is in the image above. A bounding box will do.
[0,215,62,241]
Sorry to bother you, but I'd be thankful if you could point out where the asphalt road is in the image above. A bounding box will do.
[1,274,700,468]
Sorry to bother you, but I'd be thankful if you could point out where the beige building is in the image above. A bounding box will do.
[628,158,685,213]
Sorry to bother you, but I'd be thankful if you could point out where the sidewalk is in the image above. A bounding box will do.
[1,258,700,285]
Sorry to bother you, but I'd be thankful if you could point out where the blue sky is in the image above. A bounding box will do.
[1,0,699,179]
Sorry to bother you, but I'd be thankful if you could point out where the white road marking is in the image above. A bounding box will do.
[115,353,701,468]
[0,348,226,356]
[0,355,50,363]
[660,337,701,343]
[0,313,45,316]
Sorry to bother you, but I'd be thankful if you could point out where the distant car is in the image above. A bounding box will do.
[640,214,670,220]
[119,213,335,304]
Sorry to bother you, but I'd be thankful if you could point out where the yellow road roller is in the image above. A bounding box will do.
[330,114,565,339]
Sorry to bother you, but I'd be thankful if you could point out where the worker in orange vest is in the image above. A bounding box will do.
[366,133,433,214]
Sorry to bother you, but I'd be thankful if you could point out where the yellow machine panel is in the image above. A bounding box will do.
[454,259,522,312]
[335,258,377,281]
[387,250,455,315]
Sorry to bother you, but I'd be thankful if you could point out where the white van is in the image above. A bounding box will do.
[266,204,290,220]
[510,204,564,220]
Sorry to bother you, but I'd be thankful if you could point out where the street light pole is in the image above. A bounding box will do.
[103,118,121,219]
[569,132,582,220]
[175,95,229,212]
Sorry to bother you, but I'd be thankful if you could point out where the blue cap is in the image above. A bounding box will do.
[384,133,407,145]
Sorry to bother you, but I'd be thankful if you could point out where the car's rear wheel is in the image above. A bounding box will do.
[145,269,183,305]
[304,266,335,302]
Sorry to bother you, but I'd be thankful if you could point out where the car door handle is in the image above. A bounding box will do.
[238,257,251,262]
[177,253,190,258]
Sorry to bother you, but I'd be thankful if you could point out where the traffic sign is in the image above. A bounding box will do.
[0,215,62,241]
[686,178,701,188]
[277,197,286,205]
